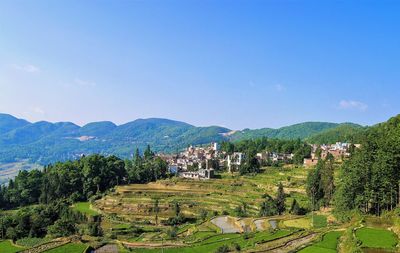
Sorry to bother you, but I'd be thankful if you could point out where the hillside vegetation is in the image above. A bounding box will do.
[306,123,366,144]
[0,113,360,165]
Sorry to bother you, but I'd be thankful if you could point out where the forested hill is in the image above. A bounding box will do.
[335,114,400,217]
[305,123,366,144]
[0,113,361,165]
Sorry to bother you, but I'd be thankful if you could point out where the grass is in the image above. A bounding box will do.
[0,240,25,253]
[43,243,88,253]
[311,215,327,228]
[298,231,342,253]
[131,230,292,253]
[283,217,311,229]
[16,237,51,248]
[356,227,398,249]
[95,166,309,223]
[72,202,99,216]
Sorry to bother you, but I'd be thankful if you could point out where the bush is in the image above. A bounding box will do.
[215,244,230,253]
[167,227,178,239]
[232,242,241,251]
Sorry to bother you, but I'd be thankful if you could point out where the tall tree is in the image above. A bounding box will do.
[276,182,286,215]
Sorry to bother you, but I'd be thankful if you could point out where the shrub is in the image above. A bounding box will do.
[215,244,230,253]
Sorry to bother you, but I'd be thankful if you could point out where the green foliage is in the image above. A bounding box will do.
[235,202,248,217]
[214,244,230,253]
[0,114,358,166]
[199,209,208,221]
[306,156,335,210]
[230,122,342,141]
[47,217,77,238]
[0,116,230,165]
[0,202,86,240]
[15,237,50,247]
[306,123,366,144]
[334,114,400,216]
[289,199,307,215]
[0,147,166,241]
[259,195,277,217]
[276,183,285,215]
[87,215,103,236]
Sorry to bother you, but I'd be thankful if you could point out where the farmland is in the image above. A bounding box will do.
[0,240,25,253]
[94,166,310,223]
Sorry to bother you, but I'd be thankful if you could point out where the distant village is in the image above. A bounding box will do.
[158,141,358,180]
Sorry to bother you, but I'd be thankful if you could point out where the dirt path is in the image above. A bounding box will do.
[121,241,185,249]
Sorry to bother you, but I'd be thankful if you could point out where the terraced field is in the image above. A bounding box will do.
[356,227,398,250]
[0,240,25,253]
[95,166,310,223]
[298,231,342,253]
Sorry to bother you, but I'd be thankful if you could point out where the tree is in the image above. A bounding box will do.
[276,183,286,215]
[289,199,306,215]
[87,215,103,236]
[199,209,208,221]
[259,195,277,217]
[173,201,181,217]
[153,199,160,225]
[215,245,230,253]
[239,148,260,175]
[47,217,76,238]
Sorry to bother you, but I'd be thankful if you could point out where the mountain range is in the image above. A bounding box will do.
[0,113,365,165]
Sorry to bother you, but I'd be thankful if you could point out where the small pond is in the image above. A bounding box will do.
[269,219,278,229]
[211,216,241,233]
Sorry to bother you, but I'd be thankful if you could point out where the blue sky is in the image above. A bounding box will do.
[0,0,399,129]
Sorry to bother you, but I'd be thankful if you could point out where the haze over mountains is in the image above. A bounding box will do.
[0,113,364,165]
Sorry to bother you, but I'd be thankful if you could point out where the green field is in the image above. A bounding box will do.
[72,202,99,216]
[311,215,327,228]
[356,227,398,249]
[43,243,87,253]
[16,237,51,248]
[298,231,342,253]
[131,230,292,253]
[0,240,25,253]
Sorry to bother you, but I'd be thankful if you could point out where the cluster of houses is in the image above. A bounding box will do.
[160,143,296,180]
[303,142,359,166]
[158,141,358,180]
[160,143,220,180]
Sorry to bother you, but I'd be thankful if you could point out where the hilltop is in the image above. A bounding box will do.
[0,113,362,165]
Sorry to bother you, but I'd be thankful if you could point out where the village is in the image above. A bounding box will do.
[158,141,356,180]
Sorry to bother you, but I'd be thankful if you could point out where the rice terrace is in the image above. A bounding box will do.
[1,1,400,252]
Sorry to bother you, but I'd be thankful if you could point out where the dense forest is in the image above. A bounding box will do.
[0,146,167,240]
[334,115,400,218]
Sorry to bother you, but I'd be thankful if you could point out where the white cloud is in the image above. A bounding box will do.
[274,84,286,92]
[11,64,40,73]
[338,100,368,111]
[31,106,45,115]
[74,78,96,87]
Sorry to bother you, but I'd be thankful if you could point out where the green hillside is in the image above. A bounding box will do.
[0,114,361,166]
[230,122,347,141]
[306,123,366,144]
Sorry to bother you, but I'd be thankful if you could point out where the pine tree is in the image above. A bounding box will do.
[276,182,286,215]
